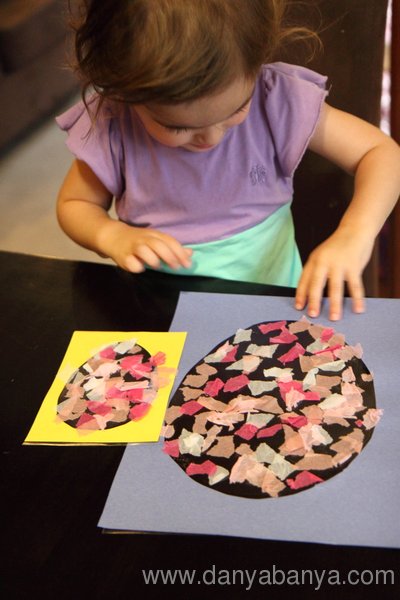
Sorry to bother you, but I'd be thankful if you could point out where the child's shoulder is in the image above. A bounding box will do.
[56,95,121,133]
[255,63,329,178]
[260,62,327,91]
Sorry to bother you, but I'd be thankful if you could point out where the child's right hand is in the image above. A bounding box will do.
[97,220,193,273]
[57,160,192,273]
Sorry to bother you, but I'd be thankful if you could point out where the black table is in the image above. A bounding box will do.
[1,251,398,599]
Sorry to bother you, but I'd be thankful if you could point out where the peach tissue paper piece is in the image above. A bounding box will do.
[162,318,380,498]
[24,330,186,445]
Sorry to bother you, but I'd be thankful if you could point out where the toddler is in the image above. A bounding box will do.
[56,0,400,320]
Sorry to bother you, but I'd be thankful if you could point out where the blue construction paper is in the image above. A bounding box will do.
[98,293,400,547]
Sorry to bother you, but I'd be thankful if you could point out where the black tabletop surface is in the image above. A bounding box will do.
[1,251,398,599]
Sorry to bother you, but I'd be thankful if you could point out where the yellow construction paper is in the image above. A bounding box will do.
[24,330,186,445]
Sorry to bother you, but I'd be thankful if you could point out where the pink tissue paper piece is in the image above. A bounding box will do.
[186,460,217,476]
[287,471,323,490]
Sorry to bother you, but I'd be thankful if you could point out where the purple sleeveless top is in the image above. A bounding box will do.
[56,62,328,245]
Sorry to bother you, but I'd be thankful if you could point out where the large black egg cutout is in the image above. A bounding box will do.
[163,320,377,499]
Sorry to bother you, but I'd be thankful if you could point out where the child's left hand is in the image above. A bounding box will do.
[294,226,375,321]
[297,103,400,320]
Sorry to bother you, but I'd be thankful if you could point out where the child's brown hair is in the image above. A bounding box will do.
[70,0,318,106]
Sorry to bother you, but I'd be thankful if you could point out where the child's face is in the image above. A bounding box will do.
[134,77,255,152]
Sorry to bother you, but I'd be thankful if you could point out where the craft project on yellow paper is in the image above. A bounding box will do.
[24,331,186,445]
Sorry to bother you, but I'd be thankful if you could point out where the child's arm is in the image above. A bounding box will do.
[57,159,192,272]
[295,103,400,320]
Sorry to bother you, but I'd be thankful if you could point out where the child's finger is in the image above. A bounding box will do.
[158,237,192,268]
[327,273,344,321]
[347,275,365,314]
[146,237,191,269]
[294,269,311,310]
[124,254,145,273]
[134,244,163,268]
[296,264,326,318]
[167,242,193,268]
[304,268,329,318]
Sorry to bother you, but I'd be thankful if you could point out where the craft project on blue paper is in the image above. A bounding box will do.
[99,293,400,548]
[162,317,380,499]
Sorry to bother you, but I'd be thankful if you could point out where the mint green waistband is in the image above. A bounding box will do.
[154,203,302,287]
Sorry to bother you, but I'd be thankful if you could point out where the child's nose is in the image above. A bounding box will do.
[195,125,224,146]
